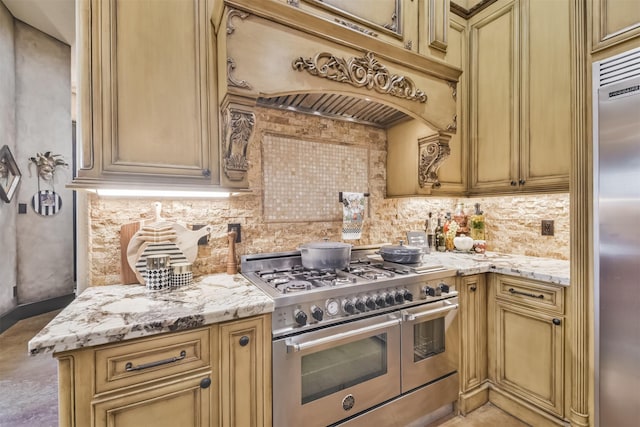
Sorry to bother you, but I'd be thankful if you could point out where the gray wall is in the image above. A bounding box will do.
[0,6,73,316]
[14,21,73,304]
[0,1,17,315]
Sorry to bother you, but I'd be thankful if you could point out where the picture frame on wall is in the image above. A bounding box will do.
[0,145,22,203]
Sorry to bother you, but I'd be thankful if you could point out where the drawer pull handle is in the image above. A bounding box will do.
[125,350,187,372]
[508,288,544,299]
[239,336,250,346]
[470,286,477,292]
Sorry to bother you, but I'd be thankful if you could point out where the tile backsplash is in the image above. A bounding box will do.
[85,107,569,286]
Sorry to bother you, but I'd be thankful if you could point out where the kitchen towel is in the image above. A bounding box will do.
[342,192,366,240]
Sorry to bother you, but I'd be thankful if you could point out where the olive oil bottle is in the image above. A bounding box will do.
[469,203,485,240]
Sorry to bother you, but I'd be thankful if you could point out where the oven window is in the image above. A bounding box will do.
[301,334,388,404]
[413,317,445,362]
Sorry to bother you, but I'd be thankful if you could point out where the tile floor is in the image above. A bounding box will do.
[0,310,529,427]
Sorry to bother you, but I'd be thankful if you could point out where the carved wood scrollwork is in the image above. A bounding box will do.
[292,51,427,103]
[226,9,252,90]
[227,58,252,89]
[418,132,451,188]
[223,108,255,181]
[227,9,249,35]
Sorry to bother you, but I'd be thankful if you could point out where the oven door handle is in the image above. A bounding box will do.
[402,302,458,322]
[285,317,401,353]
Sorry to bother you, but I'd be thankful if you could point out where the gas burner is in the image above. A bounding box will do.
[281,280,313,293]
[334,277,357,286]
[361,271,395,280]
[270,277,290,286]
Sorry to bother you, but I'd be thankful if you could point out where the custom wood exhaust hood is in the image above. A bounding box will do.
[213,0,462,188]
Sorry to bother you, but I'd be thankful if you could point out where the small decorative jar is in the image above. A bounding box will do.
[145,254,172,291]
[171,262,193,288]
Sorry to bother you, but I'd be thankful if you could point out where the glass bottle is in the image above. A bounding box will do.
[435,218,445,252]
[469,203,485,241]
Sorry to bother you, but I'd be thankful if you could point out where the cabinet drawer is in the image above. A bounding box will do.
[494,275,564,314]
[95,328,210,394]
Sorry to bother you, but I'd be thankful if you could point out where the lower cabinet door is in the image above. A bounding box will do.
[93,372,212,427]
[219,316,271,427]
[493,301,564,417]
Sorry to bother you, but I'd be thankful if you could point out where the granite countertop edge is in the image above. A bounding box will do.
[28,273,274,356]
[28,252,569,356]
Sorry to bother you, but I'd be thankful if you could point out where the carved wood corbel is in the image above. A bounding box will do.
[222,106,255,182]
[418,132,451,188]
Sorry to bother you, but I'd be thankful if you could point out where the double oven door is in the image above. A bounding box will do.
[272,297,459,427]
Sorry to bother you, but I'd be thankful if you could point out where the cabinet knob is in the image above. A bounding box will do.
[510,180,517,186]
[200,377,211,389]
[202,169,211,177]
[519,179,526,185]
[552,318,561,326]
[239,335,250,346]
[470,286,477,292]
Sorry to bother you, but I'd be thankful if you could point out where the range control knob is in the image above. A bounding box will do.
[365,297,376,310]
[343,300,356,315]
[355,298,366,312]
[375,295,386,308]
[438,283,450,293]
[424,286,441,297]
[385,292,395,306]
[310,305,323,322]
[395,291,405,304]
[294,309,308,326]
[403,290,414,302]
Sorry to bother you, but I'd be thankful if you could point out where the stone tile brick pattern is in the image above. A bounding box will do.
[262,134,368,222]
[85,107,570,286]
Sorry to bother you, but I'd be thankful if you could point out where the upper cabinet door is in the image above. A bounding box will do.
[469,1,519,192]
[75,0,218,188]
[591,0,640,53]
[519,0,571,191]
[468,0,570,195]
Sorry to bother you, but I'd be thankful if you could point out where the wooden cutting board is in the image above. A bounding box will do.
[120,221,141,284]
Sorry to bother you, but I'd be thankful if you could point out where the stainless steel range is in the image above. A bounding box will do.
[241,245,461,427]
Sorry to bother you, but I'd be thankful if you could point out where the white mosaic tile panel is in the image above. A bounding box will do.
[263,134,369,222]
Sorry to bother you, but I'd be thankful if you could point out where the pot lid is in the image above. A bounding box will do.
[379,241,422,255]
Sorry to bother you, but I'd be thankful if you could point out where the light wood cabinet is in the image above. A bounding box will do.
[219,315,272,427]
[288,0,419,52]
[385,14,465,197]
[488,274,566,425]
[457,274,488,414]
[468,0,571,195]
[591,0,640,54]
[56,315,271,427]
[73,0,220,190]
[93,372,213,427]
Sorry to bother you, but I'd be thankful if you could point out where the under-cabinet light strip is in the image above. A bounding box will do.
[95,189,232,198]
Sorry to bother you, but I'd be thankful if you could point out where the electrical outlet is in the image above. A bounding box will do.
[18,203,27,214]
[228,223,241,243]
[541,220,554,236]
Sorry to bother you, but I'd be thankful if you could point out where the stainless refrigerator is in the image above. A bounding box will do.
[593,47,640,427]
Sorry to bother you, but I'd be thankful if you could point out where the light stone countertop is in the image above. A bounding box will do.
[425,251,570,286]
[28,252,568,356]
[28,273,274,356]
